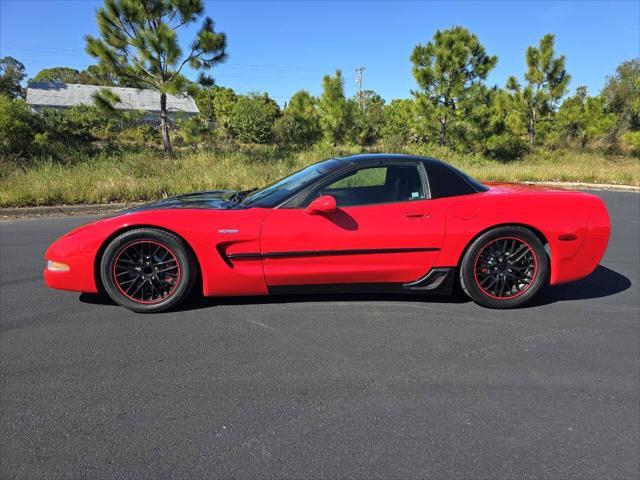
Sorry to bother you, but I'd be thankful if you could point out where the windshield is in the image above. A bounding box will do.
[241,159,345,207]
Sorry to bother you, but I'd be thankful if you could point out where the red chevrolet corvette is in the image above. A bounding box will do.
[44,154,610,312]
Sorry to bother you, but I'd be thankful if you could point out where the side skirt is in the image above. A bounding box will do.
[402,267,456,293]
[267,267,456,296]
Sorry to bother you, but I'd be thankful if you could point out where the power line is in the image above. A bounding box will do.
[12,58,320,80]
[1,42,83,54]
[1,42,352,72]
[4,42,365,103]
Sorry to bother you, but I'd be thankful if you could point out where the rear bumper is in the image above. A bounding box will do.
[550,197,610,285]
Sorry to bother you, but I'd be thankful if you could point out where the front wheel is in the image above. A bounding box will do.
[100,228,197,313]
[460,226,549,309]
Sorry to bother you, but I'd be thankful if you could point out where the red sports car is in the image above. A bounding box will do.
[44,154,610,312]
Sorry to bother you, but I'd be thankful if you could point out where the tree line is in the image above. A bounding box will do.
[0,0,638,162]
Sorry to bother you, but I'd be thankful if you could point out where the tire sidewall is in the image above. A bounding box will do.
[460,226,549,309]
[100,228,195,313]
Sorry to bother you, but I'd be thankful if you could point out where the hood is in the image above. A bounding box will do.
[121,190,243,214]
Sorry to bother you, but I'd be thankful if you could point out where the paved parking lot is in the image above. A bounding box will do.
[1,190,638,479]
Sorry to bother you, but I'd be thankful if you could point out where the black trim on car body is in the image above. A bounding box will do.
[402,267,456,293]
[226,246,440,261]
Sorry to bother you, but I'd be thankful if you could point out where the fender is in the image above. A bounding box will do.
[45,208,272,296]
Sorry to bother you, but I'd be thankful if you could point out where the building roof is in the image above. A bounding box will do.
[26,82,199,114]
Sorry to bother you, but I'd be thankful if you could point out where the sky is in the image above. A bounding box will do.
[1,0,638,105]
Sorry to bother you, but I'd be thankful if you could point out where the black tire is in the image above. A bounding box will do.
[460,226,549,309]
[100,228,197,313]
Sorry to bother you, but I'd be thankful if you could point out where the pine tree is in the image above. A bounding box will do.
[287,91,320,130]
[410,26,497,146]
[353,90,385,146]
[276,90,321,145]
[602,58,640,131]
[507,34,570,147]
[381,99,417,142]
[196,74,216,127]
[554,86,615,148]
[85,0,227,152]
[319,70,352,146]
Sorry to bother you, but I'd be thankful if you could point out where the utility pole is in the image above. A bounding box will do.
[354,66,365,113]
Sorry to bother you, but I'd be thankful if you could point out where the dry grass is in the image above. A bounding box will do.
[1,144,638,207]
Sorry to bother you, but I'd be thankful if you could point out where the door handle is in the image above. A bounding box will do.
[405,211,424,218]
[405,211,431,219]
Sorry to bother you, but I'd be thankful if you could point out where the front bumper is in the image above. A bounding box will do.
[43,230,100,294]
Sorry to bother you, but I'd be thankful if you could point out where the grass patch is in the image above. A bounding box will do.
[1,144,638,207]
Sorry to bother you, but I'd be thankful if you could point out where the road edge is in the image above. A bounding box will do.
[0,202,143,220]
[525,181,640,192]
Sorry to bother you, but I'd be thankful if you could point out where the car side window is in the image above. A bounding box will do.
[306,164,425,207]
[329,167,387,189]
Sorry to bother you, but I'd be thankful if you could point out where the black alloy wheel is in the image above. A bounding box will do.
[100,228,197,313]
[460,226,549,308]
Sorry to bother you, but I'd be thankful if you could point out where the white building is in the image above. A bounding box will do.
[26,82,199,124]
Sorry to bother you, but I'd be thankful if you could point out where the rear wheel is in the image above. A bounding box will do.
[460,226,548,308]
[100,228,197,313]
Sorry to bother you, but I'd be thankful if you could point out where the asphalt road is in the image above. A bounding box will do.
[1,190,638,479]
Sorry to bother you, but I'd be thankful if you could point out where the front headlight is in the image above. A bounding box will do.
[47,260,70,272]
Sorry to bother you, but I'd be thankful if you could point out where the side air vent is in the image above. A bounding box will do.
[403,267,455,293]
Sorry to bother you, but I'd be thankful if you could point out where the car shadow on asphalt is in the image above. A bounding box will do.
[79,265,630,312]
[180,290,472,311]
[79,287,472,311]
[527,265,631,307]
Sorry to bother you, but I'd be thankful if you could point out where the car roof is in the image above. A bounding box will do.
[336,153,443,166]
[334,153,488,197]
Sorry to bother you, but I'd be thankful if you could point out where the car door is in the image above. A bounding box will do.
[259,161,445,287]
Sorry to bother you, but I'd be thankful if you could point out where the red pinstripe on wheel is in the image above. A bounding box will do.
[472,236,538,300]
[112,240,182,304]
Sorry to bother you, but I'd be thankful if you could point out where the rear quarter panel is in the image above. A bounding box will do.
[435,185,610,285]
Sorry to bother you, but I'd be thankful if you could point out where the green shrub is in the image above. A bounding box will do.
[64,104,117,139]
[0,95,37,158]
[484,133,529,161]
[27,108,101,162]
[381,134,409,153]
[622,130,640,156]
[38,105,113,143]
[230,94,279,144]
[175,116,210,146]
[273,115,302,146]
[273,114,322,146]
[117,124,160,144]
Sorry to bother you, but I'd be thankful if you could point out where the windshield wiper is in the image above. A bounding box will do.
[229,188,257,203]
